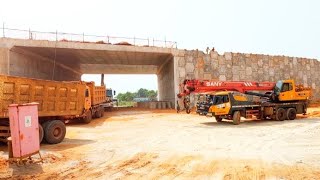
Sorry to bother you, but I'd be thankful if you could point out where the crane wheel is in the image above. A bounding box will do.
[286,108,296,120]
[44,120,66,144]
[233,111,241,125]
[215,116,222,122]
[276,108,286,121]
[39,124,44,143]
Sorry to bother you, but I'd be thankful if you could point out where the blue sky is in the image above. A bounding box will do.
[1,0,319,93]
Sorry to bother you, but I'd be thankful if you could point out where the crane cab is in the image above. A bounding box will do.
[273,80,311,102]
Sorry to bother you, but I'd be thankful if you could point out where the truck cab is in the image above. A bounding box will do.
[209,91,253,114]
[84,86,92,110]
[208,91,260,124]
[104,88,117,108]
[196,93,215,115]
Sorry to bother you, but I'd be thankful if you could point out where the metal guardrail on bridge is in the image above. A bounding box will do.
[0,25,177,48]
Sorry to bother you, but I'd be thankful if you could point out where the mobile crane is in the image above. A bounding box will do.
[177,79,311,125]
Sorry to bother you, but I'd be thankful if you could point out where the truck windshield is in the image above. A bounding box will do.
[206,95,211,102]
[106,90,113,97]
[213,95,228,105]
[274,81,282,95]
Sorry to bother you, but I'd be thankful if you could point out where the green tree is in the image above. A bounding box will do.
[116,92,135,101]
[116,89,158,101]
[116,93,125,101]
[147,90,157,100]
[137,88,149,98]
[124,92,134,101]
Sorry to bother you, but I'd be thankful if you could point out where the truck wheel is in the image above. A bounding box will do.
[215,116,222,122]
[186,108,191,114]
[233,111,241,125]
[256,114,264,120]
[39,124,44,143]
[99,108,104,117]
[94,109,101,118]
[287,108,296,120]
[95,108,104,118]
[276,108,286,121]
[83,110,92,123]
[44,120,66,144]
[41,121,51,143]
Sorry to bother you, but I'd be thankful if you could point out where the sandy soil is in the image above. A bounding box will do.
[1,107,320,179]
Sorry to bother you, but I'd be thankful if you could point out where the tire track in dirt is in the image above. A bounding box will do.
[71,152,320,179]
[260,121,320,165]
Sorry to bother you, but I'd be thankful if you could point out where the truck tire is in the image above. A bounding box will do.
[39,124,44,143]
[44,120,66,144]
[94,109,101,118]
[215,116,222,122]
[286,108,296,120]
[99,108,104,117]
[276,108,286,121]
[83,110,92,123]
[95,107,104,118]
[41,121,51,143]
[233,111,241,125]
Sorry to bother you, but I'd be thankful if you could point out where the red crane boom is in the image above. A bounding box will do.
[177,79,276,98]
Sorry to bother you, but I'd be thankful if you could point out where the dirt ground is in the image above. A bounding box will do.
[1,107,320,179]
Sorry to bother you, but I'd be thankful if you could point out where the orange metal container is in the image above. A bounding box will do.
[8,103,40,158]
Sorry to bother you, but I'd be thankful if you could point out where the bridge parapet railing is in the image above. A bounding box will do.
[0,26,177,48]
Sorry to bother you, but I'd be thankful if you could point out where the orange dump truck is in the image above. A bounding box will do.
[0,75,106,144]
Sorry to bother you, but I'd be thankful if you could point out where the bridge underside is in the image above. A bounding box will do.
[1,40,176,103]
[12,46,173,74]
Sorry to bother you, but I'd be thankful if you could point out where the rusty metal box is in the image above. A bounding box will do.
[8,103,40,158]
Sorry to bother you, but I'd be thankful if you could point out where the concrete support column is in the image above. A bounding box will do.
[157,56,175,104]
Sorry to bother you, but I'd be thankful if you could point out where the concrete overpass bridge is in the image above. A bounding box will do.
[0,38,181,104]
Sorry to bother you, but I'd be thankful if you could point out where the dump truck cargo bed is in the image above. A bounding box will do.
[0,75,86,118]
[86,82,106,105]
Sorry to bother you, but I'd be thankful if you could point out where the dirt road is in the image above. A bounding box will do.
[1,108,320,179]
